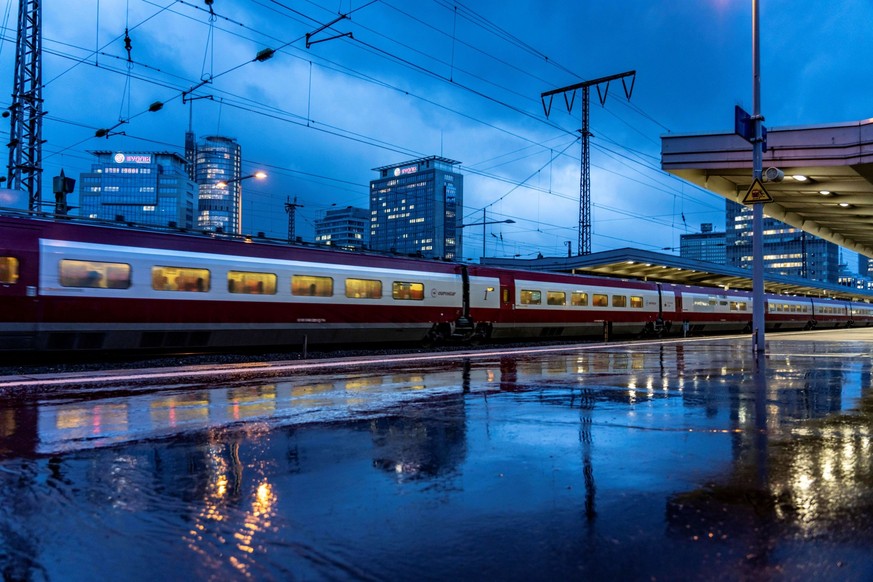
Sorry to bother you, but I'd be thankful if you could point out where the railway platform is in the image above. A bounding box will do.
[1,328,873,579]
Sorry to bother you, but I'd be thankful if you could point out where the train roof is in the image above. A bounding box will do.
[0,211,463,273]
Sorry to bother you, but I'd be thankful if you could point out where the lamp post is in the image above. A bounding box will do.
[459,209,515,261]
[216,171,267,188]
[751,0,765,354]
[211,171,266,234]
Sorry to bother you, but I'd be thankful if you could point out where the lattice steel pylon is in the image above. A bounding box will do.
[284,196,304,242]
[6,0,43,212]
[541,71,636,255]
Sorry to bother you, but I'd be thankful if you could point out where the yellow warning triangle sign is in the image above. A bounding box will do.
[742,178,773,205]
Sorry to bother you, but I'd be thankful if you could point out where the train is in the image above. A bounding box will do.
[1,211,871,353]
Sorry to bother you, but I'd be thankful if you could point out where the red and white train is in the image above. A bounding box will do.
[1,212,871,353]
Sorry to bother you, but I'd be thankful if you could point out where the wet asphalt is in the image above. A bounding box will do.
[2,329,873,580]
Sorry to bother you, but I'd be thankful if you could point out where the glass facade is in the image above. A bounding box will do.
[195,136,242,233]
[680,231,727,264]
[314,206,370,250]
[369,156,462,260]
[78,151,196,228]
[725,200,839,283]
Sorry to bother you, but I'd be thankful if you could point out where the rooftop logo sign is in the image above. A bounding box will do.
[393,165,418,177]
[114,153,152,164]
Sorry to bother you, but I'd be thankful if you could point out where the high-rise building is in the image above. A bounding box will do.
[79,151,196,228]
[680,223,726,264]
[314,206,370,250]
[195,136,241,233]
[860,254,871,278]
[369,156,462,259]
[725,200,839,282]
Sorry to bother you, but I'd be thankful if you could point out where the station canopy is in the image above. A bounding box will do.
[661,117,873,258]
[481,248,873,302]
[482,118,873,303]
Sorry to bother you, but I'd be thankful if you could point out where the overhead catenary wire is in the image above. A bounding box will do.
[28,1,719,253]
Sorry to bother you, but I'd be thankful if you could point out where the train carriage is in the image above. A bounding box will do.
[1,215,466,351]
[468,268,669,339]
[2,212,872,354]
[765,296,814,331]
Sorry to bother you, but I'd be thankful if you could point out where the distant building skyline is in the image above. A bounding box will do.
[195,136,242,234]
[78,151,196,229]
[314,205,370,250]
[680,223,726,265]
[726,200,840,283]
[369,156,462,259]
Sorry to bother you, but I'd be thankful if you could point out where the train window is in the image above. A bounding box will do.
[730,301,748,311]
[612,295,627,308]
[630,296,643,309]
[0,256,19,284]
[227,271,277,295]
[60,259,132,289]
[571,292,588,306]
[152,266,209,292]
[292,275,333,297]
[520,289,541,305]
[547,291,566,306]
[393,281,424,300]
[346,278,382,299]
[593,294,608,307]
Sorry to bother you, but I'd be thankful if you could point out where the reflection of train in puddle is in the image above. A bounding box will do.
[0,369,468,458]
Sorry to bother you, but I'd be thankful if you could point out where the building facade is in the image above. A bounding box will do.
[195,136,242,233]
[679,223,726,264]
[369,156,462,259]
[314,206,370,250]
[725,200,839,283]
[79,151,196,228]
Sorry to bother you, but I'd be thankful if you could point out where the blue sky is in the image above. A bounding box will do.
[2,0,872,263]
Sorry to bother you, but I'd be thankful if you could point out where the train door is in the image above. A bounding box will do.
[500,281,514,309]
[657,284,677,331]
[499,273,515,323]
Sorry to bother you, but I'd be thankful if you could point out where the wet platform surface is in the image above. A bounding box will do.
[2,329,873,580]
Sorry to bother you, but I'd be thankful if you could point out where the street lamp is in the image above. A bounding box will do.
[458,214,515,261]
[208,171,267,234]
[216,171,267,188]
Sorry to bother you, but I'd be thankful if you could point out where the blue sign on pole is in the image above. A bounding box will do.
[735,105,754,141]
[735,105,767,152]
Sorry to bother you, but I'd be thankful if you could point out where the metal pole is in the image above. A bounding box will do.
[482,208,486,260]
[751,0,765,353]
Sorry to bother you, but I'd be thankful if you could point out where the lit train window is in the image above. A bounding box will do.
[571,292,588,307]
[630,296,643,309]
[60,259,131,289]
[520,289,541,305]
[346,278,382,299]
[393,281,424,300]
[227,271,277,295]
[547,291,566,306]
[0,256,18,284]
[292,275,333,297]
[152,266,210,292]
[593,294,608,307]
[730,301,747,311]
[612,295,627,308]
